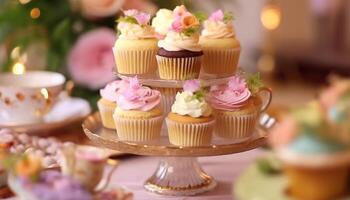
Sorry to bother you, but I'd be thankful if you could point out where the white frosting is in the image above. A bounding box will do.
[117,22,155,40]
[171,91,212,118]
[158,31,201,52]
[151,9,174,36]
[201,20,235,39]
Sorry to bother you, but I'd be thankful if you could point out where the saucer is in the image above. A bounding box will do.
[0,92,91,134]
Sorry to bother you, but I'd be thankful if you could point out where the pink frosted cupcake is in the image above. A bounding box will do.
[208,75,270,140]
[113,77,163,142]
[97,79,129,129]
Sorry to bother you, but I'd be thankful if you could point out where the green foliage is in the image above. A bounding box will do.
[193,91,204,101]
[182,26,200,37]
[194,11,208,23]
[117,16,138,25]
[256,157,281,175]
[223,11,234,22]
[247,73,264,93]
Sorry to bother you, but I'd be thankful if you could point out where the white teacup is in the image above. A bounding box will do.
[0,71,65,125]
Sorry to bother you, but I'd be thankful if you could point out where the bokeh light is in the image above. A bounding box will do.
[261,5,281,30]
[30,8,41,19]
[12,62,26,75]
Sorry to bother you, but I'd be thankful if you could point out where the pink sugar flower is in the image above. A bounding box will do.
[268,116,298,148]
[209,10,224,22]
[183,79,201,93]
[170,16,182,32]
[135,12,151,25]
[128,76,141,90]
[68,28,116,89]
[228,76,247,93]
[173,5,187,17]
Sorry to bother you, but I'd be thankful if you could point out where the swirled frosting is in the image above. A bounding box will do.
[201,20,235,39]
[208,76,251,110]
[117,22,156,40]
[171,91,212,118]
[151,9,174,36]
[158,31,201,52]
[100,79,129,102]
[116,78,161,111]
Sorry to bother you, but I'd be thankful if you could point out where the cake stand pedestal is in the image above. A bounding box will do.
[82,113,271,196]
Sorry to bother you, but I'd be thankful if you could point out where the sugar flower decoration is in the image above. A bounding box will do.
[207,9,234,23]
[183,79,201,93]
[228,76,247,94]
[118,9,151,25]
[169,5,200,36]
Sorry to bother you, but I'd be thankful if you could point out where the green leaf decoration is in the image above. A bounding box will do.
[182,26,200,37]
[193,91,204,100]
[223,11,234,22]
[247,73,264,93]
[194,11,208,23]
[117,16,138,25]
[256,157,281,175]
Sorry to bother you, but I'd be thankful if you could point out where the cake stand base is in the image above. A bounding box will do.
[144,157,217,196]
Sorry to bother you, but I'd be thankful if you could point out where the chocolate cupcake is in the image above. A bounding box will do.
[156,5,203,80]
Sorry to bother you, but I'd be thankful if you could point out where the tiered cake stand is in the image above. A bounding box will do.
[82,74,272,196]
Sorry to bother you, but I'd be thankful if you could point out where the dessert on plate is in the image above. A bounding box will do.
[199,10,240,76]
[98,79,129,129]
[157,5,203,80]
[113,77,163,142]
[269,101,350,200]
[114,9,158,75]
[166,80,215,146]
[208,75,268,140]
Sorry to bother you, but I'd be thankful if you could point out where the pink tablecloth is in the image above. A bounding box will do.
[112,149,262,200]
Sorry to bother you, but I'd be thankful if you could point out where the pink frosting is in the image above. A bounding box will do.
[208,76,251,111]
[100,79,130,102]
[117,77,161,111]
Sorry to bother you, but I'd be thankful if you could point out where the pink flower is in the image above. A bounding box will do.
[135,12,151,25]
[170,16,182,32]
[173,5,188,17]
[228,76,247,93]
[268,116,298,148]
[77,0,124,18]
[128,76,141,90]
[68,28,116,89]
[209,10,224,22]
[183,79,201,93]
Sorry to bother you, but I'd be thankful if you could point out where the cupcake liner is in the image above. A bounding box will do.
[156,55,202,80]
[113,115,163,142]
[214,110,258,140]
[201,48,240,76]
[97,100,116,129]
[166,118,215,147]
[113,48,158,75]
[285,165,349,200]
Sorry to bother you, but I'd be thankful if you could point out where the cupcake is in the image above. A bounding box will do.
[151,8,174,38]
[157,5,203,80]
[113,9,158,75]
[166,80,214,146]
[269,102,350,200]
[98,79,129,129]
[208,75,269,140]
[113,77,163,142]
[199,10,240,76]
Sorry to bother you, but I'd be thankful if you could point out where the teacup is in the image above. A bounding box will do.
[0,71,65,125]
[60,145,118,192]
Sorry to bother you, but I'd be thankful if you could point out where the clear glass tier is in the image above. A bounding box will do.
[82,113,268,157]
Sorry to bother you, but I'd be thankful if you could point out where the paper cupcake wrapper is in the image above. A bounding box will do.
[114,48,158,75]
[156,55,202,80]
[285,165,349,200]
[202,48,240,76]
[214,110,258,140]
[166,118,215,147]
[113,115,163,142]
[97,100,116,129]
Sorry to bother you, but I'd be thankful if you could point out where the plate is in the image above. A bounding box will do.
[235,160,350,200]
[83,112,269,157]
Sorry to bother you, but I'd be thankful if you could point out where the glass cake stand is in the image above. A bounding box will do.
[83,74,273,196]
[82,113,273,196]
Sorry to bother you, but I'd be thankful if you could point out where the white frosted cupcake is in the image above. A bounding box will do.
[113,77,163,142]
[97,79,129,129]
[114,9,158,75]
[156,5,203,80]
[151,8,174,39]
[199,10,240,76]
[166,80,215,146]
